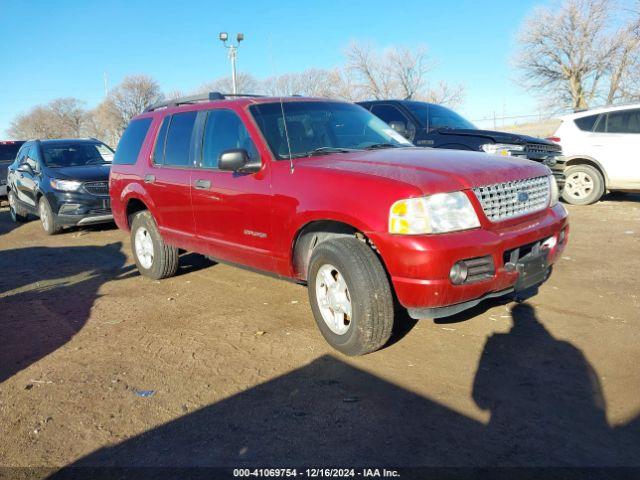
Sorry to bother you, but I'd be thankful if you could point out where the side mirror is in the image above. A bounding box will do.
[17,164,32,174]
[388,121,408,137]
[218,149,261,173]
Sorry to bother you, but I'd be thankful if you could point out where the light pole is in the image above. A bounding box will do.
[219,32,244,94]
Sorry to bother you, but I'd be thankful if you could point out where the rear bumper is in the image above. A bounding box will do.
[367,204,568,315]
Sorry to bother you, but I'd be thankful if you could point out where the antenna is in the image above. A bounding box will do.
[279,97,294,174]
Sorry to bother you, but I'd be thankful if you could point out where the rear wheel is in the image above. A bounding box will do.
[8,190,28,223]
[130,210,179,280]
[308,237,394,356]
[562,164,605,205]
[39,197,61,235]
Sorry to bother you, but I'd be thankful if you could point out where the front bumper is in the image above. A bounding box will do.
[367,204,568,317]
[46,191,113,227]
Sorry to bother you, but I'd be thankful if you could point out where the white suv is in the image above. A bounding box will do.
[552,104,640,205]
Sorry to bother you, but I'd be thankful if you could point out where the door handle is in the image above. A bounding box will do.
[194,179,212,190]
[144,174,156,184]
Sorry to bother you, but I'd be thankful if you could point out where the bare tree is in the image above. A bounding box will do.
[108,74,163,135]
[607,11,640,103]
[197,73,260,95]
[83,100,121,147]
[515,0,640,111]
[343,42,464,106]
[8,98,87,139]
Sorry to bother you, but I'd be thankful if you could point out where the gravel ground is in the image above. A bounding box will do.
[0,195,639,476]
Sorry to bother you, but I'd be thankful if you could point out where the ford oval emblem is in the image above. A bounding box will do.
[518,191,529,202]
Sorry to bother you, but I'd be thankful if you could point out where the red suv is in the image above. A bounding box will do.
[110,93,568,355]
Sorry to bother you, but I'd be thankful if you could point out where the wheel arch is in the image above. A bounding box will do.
[291,219,376,282]
[125,197,150,228]
[564,156,609,186]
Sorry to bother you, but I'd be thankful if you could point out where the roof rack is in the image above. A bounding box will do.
[144,92,264,112]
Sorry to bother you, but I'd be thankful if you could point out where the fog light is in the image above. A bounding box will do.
[450,261,468,285]
[58,203,82,215]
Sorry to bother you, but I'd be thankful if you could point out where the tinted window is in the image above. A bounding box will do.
[250,101,412,159]
[153,116,170,165]
[594,115,606,132]
[574,114,599,131]
[405,102,476,130]
[114,118,152,165]
[164,111,197,167]
[0,142,23,162]
[605,109,640,133]
[42,142,114,168]
[370,105,416,140]
[201,110,258,169]
[26,144,40,171]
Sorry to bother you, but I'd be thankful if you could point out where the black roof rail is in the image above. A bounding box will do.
[144,92,264,112]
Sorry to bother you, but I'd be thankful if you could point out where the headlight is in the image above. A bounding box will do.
[50,179,82,192]
[481,143,525,156]
[389,192,481,235]
[549,175,559,207]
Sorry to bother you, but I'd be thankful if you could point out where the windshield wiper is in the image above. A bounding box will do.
[307,147,359,156]
[363,143,400,150]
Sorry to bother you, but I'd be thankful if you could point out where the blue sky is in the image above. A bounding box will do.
[0,0,548,137]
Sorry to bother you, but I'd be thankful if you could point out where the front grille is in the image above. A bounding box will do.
[83,181,109,196]
[473,176,550,222]
[525,143,561,154]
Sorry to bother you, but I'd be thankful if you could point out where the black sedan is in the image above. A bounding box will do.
[7,139,114,234]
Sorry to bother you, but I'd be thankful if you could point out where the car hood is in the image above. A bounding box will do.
[46,164,111,182]
[435,128,555,146]
[298,148,550,194]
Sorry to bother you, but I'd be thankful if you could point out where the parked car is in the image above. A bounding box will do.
[110,93,568,356]
[7,138,114,234]
[0,140,25,198]
[359,100,566,192]
[550,104,640,205]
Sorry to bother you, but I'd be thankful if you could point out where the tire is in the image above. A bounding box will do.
[38,196,61,235]
[130,210,179,280]
[562,164,605,205]
[307,237,394,356]
[8,190,28,223]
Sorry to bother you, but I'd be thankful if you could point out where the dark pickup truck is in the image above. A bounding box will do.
[359,100,565,192]
[0,141,25,198]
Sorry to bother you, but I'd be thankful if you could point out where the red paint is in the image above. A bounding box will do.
[110,97,568,311]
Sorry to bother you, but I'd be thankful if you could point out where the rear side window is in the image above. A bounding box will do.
[114,118,152,165]
[164,111,197,167]
[605,109,640,133]
[574,114,599,132]
[201,110,258,169]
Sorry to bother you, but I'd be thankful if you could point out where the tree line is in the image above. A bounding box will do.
[8,0,640,145]
[7,42,463,146]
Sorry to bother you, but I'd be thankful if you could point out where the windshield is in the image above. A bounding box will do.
[42,142,114,168]
[249,101,413,159]
[0,143,23,162]
[405,103,476,131]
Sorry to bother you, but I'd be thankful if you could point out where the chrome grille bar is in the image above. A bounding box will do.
[472,176,550,222]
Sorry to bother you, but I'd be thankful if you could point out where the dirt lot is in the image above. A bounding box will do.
[0,195,639,475]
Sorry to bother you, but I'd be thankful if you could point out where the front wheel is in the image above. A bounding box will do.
[562,165,605,205]
[39,197,61,235]
[308,237,394,356]
[130,210,179,280]
[8,190,28,223]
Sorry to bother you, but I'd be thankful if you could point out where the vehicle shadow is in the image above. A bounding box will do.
[0,242,131,384]
[600,192,640,203]
[51,303,639,478]
[0,206,23,236]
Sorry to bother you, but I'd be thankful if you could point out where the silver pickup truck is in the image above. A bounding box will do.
[0,141,25,198]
